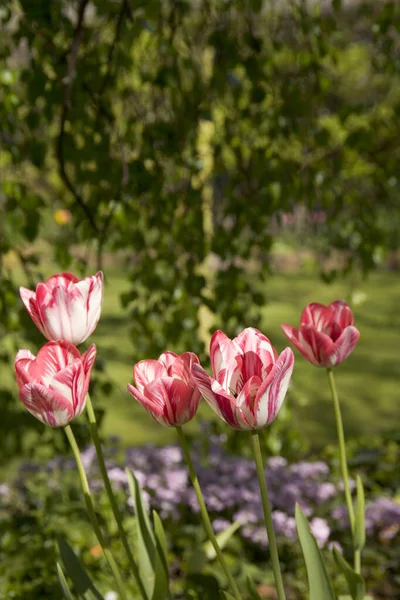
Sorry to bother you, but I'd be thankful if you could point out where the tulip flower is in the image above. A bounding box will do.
[192,328,294,430]
[281,300,359,368]
[15,341,96,427]
[128,351,202,426]
[20,271,104,345]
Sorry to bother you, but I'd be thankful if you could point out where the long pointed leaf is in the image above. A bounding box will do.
[203,521,241,560]
[247,576,262,600]
[57,563,75,600]
[295,504,336,600]
[354,476,365,551]
[126,469,156,598]
[220,593,236,599]
[333,548,365,600]
[151,510,170,600]
[57,536,103,599]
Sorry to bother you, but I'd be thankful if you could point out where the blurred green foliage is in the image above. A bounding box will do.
[1,0,400,461]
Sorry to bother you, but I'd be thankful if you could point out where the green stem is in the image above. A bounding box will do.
[175,426,243,600]
[251,431,286,600]
[64,425,128,600]
[85,395,149,599]
[326,368,360,573]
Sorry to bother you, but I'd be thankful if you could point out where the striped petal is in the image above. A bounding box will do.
[19,383,74,427]
[50,360,86,413]
[134,359,166,393]
[330,300,354,329]
[234,327,277,383]
[192,363,249,429]
[300,303,333,330]
[158,351,179,369]
[297,326,333,367]
[329,326,360,367]
[210,330,243,393]
[253,347,294,429]
[19,287,45,335]
[81,344,97,378]
[127,383,165,424]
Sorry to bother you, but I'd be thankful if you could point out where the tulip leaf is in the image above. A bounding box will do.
[295,504,336,600]
[126,469,156,598]
[57,536,103,599]
[247,576,262,599]
[203,521,241,560]
[220,593,236,599]
[57,563,75,600]
[333,548,365,600]
[151,510,170,600]
[354,476,366,551]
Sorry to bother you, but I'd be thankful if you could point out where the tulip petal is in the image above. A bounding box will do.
[236,375,262,428]
[253,347,294,428]
[146,377,201,426]
[210,330,243,393]
[330,300,354,328]
[234,327,276,382]
[158,351,179,369]
[134,360,166,393]
[81,344,97,377]
[192,364,248,429]
[329,326,360,367]
[75,271,104,343]
[50,360,86,414]
[20,288,45,335]
[301,303,334,330]
[298,326,334,367]
[127,384,165,423]
[19,383,74,427]
[282,324,318,364]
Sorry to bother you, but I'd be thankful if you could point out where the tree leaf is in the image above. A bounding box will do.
[295,504,336,600]
[57,536,102,599]
[203,521,241,560]
[354,476,366,551]
[57,563,75,600]
[126,469,156,598]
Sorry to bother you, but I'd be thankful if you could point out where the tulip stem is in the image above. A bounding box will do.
[85,395,149,599]
[175,426,243,600]
[251,430,286,600]
[64,425,128,600]
[326,368,360,574]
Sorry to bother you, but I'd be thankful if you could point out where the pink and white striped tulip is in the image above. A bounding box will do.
[20,271,104,345]
[14,341,96,427]
[192,328,294,430]
[281,300,360,368]
[128,351,202,426]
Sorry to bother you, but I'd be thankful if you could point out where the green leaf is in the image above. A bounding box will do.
[152,510,170,600]
[126,469,156,598]
[57,536,102,599]
[185,573,221,599]
[247,576,262,600]
[203,521,241,560]
[333,548,365,600]
[57,563,75,600]
[295,504,336,600]
[220,593,236,599]
[354,476,366,551]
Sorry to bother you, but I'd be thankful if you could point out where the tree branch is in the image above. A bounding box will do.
[56,0,99,234]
